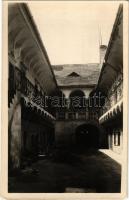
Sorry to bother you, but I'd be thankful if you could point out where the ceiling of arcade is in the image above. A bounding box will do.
[97,5,123,94]
[8,3,57,95]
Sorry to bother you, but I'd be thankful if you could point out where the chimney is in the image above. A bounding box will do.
[99,45,107,70]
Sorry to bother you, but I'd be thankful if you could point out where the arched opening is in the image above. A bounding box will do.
[51,90,66,108]
[69,89,85,110]
[75,123,100,149]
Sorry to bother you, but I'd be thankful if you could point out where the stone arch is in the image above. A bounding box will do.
[51,89,66,98]
[75,122,100,149]
[69,89,85,98]
[73,120,107,149]
[69,89,85,110]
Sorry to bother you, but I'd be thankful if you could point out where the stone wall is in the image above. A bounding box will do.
[54,120,107,148]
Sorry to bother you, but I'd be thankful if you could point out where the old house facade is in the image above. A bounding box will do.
[8,3,123,172]
[97,5,123,154]
[8,3,58,170]
[52,64,106,148]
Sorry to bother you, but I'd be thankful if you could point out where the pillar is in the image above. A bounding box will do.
[120,129,123,150]
[65,112,68,120]
[76,112,78,120]
[9,92,22,170]
[108,133,111,149]
[86,110,88,120]
[112,130,115,150]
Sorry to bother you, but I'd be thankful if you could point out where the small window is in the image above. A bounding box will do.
[67,72,80,77]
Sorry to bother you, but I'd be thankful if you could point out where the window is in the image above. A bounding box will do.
[67,72,80,77]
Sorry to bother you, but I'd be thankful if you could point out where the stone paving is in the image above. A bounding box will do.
[8,149,121,193]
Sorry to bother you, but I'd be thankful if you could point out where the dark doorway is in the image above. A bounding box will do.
[75,124,99,149]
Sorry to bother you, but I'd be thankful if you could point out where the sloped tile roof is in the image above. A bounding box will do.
[52,64,100,86]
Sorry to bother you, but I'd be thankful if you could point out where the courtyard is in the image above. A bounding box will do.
[9,148,121,193]
[8,2,123,195]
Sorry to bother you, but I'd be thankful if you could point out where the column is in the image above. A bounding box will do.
[9,92,22,170]
[86,109,88,120]
[120,129,123,150]
[112,130,115,150]
[76,112,78,120]
[65,112,69,120]
[108,130,111,149]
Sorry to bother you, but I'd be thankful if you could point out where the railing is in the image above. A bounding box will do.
[9,65,47,110]
[56,110,99,121]
[55,96,100,121]
[99,75,123,117]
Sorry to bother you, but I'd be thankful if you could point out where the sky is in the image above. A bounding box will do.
[28,1,120,65]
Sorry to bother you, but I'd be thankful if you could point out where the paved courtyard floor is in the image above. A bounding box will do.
[9,149,121,193]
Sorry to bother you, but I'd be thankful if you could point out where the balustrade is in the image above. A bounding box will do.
[9,65,46,110]
[99,75,123,117]
[56,110,96,121]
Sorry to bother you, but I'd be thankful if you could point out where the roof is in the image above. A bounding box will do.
[97,4,123,94]
[52,64,100,87]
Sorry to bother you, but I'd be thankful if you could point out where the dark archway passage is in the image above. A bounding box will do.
[75,124,100,149]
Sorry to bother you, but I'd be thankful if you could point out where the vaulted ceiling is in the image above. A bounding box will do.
[8,3,57,95]
[97,5,123,94]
